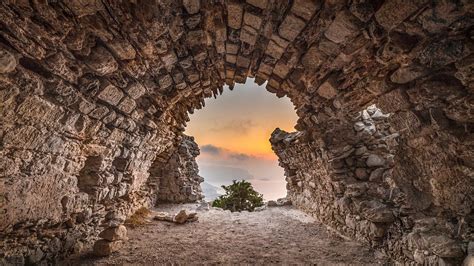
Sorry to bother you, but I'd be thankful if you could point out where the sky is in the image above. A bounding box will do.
[185,79,298,200]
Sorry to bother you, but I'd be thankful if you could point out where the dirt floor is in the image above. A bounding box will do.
[69,203,388,265]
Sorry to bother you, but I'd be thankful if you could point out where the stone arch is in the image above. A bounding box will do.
[0,0,472,264]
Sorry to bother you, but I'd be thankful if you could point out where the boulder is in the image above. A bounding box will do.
[173,210,188,224]
[93,239,123,257]
[98,225,127,241]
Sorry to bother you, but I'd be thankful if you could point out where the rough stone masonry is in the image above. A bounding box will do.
[0,0,472,265]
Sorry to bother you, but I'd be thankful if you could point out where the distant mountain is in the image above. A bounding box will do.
[201,181,223,201]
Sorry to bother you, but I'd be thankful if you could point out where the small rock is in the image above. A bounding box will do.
[366,154,385,167]
[99,225,127,241]
[173,210,189,224]
[354,121,365,131]
[154,212,173,222]
[361,110,371,121]
[366,104,378,115]
[93,239,123,257]
[371,109,390,120]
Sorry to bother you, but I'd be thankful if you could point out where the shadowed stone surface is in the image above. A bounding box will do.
[0,0,472,265]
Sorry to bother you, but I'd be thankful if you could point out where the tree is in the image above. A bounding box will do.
[212,180,264,212]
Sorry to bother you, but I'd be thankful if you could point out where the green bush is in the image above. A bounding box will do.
[212,180,264,212]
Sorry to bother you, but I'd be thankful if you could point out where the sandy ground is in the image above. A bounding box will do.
[68,203,388,265]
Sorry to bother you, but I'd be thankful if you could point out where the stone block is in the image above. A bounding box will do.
[159,74,173,89]
[215,23,227,41]
[185,14,201,29]
[271,34,290,48]
[98,84,124,105]
[106,39,136,60]
[278,14,306,41]
[236,55,251,68]
[258,63,273,76]
[240,26,259,45]
[186,30,204,47]
[390,64,427,84]
[265,40,286,59]
[324,11,360,44]
[0,48,17,73]
[273,61,291,78]
[291,0,319,21]
[85,46,118,76]
[227,1,243,29]
[243,12,263,29]
[246,0,268,9]
[226,43,240,54]
[65,0,104,17]
[317,80,338,99]
[375,0,427,30]
[161,51,178,69]
[225,68,235,78]
[301,45,324,71]
[126,83,146,99]
[350,0,376,22]
[226,54,237,64]
[183,0,200,14]
[117,97,136,114]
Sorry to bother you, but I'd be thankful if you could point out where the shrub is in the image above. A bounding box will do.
[212,180,264,212]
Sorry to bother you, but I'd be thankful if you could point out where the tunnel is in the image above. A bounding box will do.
[0,0,473,264]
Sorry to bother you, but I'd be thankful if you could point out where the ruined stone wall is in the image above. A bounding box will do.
[0,0,472,264]
[271,104,472,265]
[151,135,204,203]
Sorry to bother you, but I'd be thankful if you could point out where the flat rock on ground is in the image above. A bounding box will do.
[68,204,388,265]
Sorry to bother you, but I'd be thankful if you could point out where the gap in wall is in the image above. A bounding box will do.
[185,79,298,201]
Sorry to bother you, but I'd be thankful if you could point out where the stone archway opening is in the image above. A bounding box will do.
[184,78,298,201]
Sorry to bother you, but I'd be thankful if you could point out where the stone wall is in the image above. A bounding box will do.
[151,135,204,203]
[0,0,472,264]
[271,104,472,265]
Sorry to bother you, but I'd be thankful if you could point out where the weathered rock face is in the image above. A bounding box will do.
[271,104,472,265]
[151,135,204,203]
[0,0,472,264]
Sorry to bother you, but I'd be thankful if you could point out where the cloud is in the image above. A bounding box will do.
[200,144,258,162]
[229,153,252,161]
[211,119,256,134]
[200,144,223,155]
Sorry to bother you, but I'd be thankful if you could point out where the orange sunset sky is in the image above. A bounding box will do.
[185,79,298,200]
